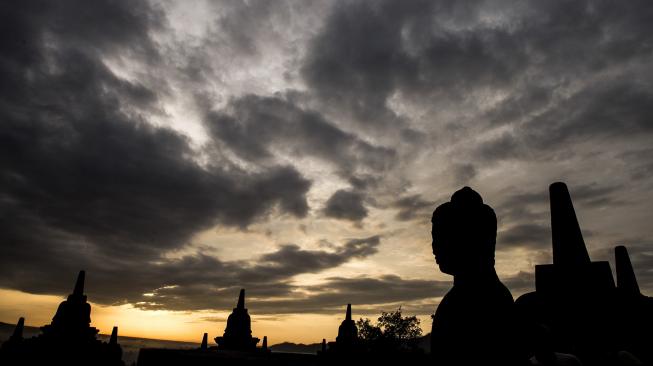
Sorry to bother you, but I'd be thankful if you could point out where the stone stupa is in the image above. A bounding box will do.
[333,304,358,352]
[41,270,100,340]
[0,270,124,366]
[515,182,653,364]
[215,289,259,351]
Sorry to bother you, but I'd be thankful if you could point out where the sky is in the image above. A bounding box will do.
[1,0,652,344]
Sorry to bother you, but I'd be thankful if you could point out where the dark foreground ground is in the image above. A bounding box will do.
[0,322,199,365]
[1,322,433,365]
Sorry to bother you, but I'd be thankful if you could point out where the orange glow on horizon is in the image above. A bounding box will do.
[0,288,434,344]
[0,289,432,345]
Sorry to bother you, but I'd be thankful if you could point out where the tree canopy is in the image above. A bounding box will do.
[356,307,422,350]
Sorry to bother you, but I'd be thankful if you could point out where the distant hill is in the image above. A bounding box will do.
[270,333,431,355]
[269,341,322,354]
[0,321,41,341]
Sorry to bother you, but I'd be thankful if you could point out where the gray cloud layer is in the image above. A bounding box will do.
[1,0,652,317]
[205,95,397,178]
[0,0,313,309]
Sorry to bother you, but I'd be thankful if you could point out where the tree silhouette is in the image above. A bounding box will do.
[356,307,422,351]
[357,318,383,343]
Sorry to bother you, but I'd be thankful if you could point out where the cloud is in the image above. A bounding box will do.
[204,94,397,178]
[300,0,527,132]
[493,182,627,253]
[475,132,524,162]
[323,190,368,222]
[393,195,435,221]
[498,182,624,215]
[498,223,550,250]
[2,0,653,320]
[0,0,314,306]
[300,0,653,175]
[250,236,380,281]
[199,316,227,323]
[342,235,382,257]
[240,270,538,315]
[522,79,653,151]
[619,148,653,182]
[239,275,451,315]
[452,164,477,185]
[120,235,382,311]
[0,232,382,313]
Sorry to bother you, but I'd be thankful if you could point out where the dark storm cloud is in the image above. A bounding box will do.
[342,235,382,257]
[452,164,477,185]
[301,0,653,170]
[131,250,532,315]
[301,0,526,131]
[301,0,415,129]
[3,0,653,317]
[475,133,523,162]
[234,270,536,315]
[495,182,624,224]
[0,0,393,316]
[619,149,653,182]
[250,275,450,314]
[566,183,627,208]
[498,223,550,250]
[474,77,653,164]
[0,0,162,63]
[133,274,446,315]
[348,174,383,191]
[125,236,381,311]
[1,233,382,312]
[171,0,653,310]
[393,195,435,221]
[522,79,653,151]
[205,95,397,177]
[0,0,313,305]
[494,182,626,250]
[243,235,380,281]
[323,189,368,222]
[482,87,554,127]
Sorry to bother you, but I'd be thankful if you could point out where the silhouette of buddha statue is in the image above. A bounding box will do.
[430,187,520,365]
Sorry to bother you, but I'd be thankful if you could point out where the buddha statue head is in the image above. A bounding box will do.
[431,187,497,276]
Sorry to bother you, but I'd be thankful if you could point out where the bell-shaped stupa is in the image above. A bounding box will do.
[215,289,259,351]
